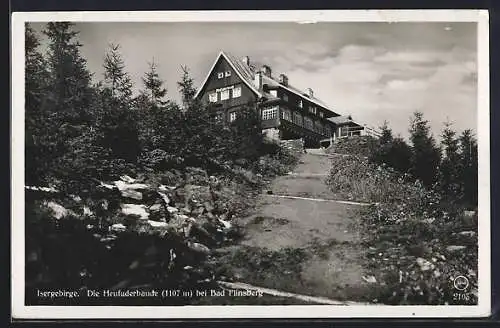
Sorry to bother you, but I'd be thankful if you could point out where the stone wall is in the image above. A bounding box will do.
[262,128,280,143]
[326,136,377,157]
[280,138,305,155]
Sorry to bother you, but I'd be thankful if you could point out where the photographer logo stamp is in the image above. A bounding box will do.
[453,275,469,291]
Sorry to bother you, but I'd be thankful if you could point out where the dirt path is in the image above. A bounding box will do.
[214,151,377,304]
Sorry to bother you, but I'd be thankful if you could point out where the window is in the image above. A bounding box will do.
[319,111,324,118]
[292,112,303,126]
[309,106,317,115]
[281,109,291,121]
[220,89,230,100]
[298,100,303,108]
[229,112,237,122]
[315,121,323,134]
[304,117,313,130]
[282,94,289,101]
[325,126,332,137]
[232,86,242,98]
[270,90,277,97]
[340,126,349,137]
[217,72,224,79]
[262,107,278,120]
[225,71,231,77]
[208,92,217,103]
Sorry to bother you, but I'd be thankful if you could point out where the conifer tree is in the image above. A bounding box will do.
[41,22,97,188]
[458,129,478,206]
[408,111,441,187]
[100,43,140,163]
[25,24,50,185]
[142,60,168,107]
[438,121,461,197]
[43,22,94,125]
[177,65,198,110]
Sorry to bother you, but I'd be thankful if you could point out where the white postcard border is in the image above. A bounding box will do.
[11,9,491,319]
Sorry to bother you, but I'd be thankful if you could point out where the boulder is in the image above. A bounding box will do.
[114,180,150,200]
[147,220,168,228]
[44,201,75,220]
[416,257,435,271]
[457,231,477,238]
[446,245,467,252]
[110,223,126,232]
[121,204,149,220]
[166,206,179,214]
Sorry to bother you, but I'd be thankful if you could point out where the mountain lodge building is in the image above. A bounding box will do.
[194,51,375,148]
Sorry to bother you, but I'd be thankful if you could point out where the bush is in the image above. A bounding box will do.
[325,154,478,305]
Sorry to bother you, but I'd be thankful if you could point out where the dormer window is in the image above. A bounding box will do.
[217,72,224,79]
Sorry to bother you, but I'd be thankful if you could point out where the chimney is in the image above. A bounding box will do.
[242,56,250,66]
[307,88,314,98]
[254,71,263,89]
[279,74,289,86]
[261,65,272,77]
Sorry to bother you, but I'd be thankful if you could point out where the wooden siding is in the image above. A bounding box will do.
[198,56,258,112]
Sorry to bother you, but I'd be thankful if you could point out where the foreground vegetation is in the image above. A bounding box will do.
[326,117,478,305]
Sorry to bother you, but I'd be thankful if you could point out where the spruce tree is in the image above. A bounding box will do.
[408,111,441,187]
[43,22,93,125]
[25,24,50,185]
[458,129,478,207]
[438,121,461,197]
[142,60,167,107]
[100,43,140,164]
[177,65,198,110]
[41,22,96,188]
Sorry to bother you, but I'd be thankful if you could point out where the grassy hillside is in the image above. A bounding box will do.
[325,141,478,305]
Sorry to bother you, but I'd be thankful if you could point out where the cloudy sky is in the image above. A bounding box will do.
[31,22,477,140]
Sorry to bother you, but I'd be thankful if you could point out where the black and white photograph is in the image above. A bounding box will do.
[11,10,490,319]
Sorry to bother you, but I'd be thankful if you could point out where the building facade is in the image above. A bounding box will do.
[195,51,373,147]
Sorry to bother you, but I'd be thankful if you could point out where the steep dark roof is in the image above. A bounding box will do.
[194,51,277,101]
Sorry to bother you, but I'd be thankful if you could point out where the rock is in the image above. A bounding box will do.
[83,206,93,216]
[457,231,476,238]
[110,223,126,232]
[99,181,116,190]
[44,201,74,219]
[166,206,179,214]
[114,180,150,200]
[149,203,162,212]
[157,191,170,205]
[362,275,377,283]
[416,257,435,271]
[218,218,232,230]
[147,220,168,228]
[120,175,136,183]
[446,245,467,252]
[121,204,149,220]
[119,189,143,200]
[188,242,211,254]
